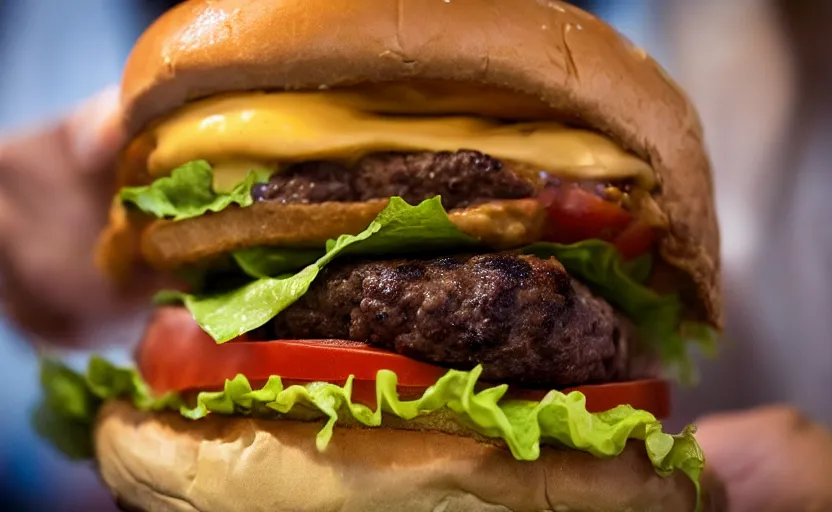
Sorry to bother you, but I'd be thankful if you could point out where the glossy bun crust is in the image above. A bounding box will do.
[115,0,720,327]
[95,400,723,512]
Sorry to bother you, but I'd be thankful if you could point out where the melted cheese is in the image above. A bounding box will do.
[211,160,276,193]
[148,89,655,188]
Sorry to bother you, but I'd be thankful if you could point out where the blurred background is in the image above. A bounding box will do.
[0,0,829,509]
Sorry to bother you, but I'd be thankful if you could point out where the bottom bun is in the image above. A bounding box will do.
[95,400,721,512]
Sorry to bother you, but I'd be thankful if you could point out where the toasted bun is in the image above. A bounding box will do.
[111,0,720,327]
[96,400,725,512]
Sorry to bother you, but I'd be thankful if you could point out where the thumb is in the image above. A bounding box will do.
[695,406,832,512]
[695,407,786,481]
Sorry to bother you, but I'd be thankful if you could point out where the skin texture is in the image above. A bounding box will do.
[695,406,832,512]
[0,88,165,347]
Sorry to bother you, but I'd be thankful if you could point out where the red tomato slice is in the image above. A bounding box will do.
[137,307,670,418]
[613,218,657,260]
[538,185,656,259]
[539,186,633,243]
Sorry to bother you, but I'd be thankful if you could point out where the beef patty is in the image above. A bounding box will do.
[251,150,536,209]
[261,253,623,388]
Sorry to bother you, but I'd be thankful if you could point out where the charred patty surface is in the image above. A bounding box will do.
[264,253,620,388]
[251,150,536,209]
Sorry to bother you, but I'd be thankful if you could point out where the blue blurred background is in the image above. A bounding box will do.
[1,0,830,509]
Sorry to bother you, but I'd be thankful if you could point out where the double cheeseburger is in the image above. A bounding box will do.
[39,1,725,511]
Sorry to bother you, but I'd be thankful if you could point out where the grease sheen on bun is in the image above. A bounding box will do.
[116,0,721,328]
[96,401,708,512]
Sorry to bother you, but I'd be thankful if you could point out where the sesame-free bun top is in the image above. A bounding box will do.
[119,0,721,327]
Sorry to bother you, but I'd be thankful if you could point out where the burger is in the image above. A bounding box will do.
[37,0,724,510]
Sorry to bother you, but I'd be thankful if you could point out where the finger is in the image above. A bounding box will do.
[0,87,126,346]
[0,85,123,177]
[696,405,811,440]
[694,406,795,464]
[695,406,832,512]
[64,85,125,175]
[693,407,791,495]
[0,190,11,251]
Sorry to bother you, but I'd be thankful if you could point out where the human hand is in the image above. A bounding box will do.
[696,405,832,512]
[0,88,160,348]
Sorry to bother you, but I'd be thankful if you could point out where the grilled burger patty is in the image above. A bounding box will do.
[259,253,624,388]
[251,150,535,209]
[251,149,635,211]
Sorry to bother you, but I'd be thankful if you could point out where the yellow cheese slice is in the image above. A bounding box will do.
[147,88,654,189]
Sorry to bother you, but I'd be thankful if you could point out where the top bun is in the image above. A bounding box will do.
[119,0,721,328]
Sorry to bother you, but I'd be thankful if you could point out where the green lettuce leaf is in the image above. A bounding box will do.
[232,247,324,279]
[158,197,480,341]
[37,356,703,507]
[119,160,269,221]
[35,358,182,459]
[521,241,716,382]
